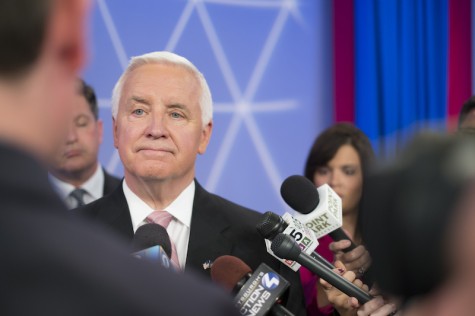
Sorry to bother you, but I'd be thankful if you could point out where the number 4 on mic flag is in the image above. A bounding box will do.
[234,264,289,316]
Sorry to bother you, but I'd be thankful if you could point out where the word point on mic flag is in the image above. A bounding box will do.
[292,182,343,239]
[261,212,318,271]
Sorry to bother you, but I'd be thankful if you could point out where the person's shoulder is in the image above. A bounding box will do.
[72,185,122,218]
[195,182,262,222]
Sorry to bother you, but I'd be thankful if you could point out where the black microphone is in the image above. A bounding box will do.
[256,211,334,270]
[132,223,172,256]
[211,255,294,316]
[281,175,357,252]
[271,233,372,304]
[132,223,175,271]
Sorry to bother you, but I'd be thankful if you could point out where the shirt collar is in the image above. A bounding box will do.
[49,164,104,199]
[123,180,195,232]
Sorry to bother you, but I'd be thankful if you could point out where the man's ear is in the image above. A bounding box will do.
[198,121,213,155]
[46,0,90,74]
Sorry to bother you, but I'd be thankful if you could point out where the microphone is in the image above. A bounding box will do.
[211,255,294,316]
[255,211,318,272]
[271,234,372,304]
[132,223,172,255]
[281,175,357,252]
[132,223,175,270]
[256,211,334,270]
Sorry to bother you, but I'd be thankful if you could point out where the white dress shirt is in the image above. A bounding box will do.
[123,180,194,270]
[49,164,104,209]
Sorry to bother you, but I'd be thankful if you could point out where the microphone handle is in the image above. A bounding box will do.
[310,252,334,270]
[270,303,294,316]
[298,252,372,304]
[329,228,358,252]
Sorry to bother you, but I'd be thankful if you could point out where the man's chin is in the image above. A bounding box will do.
[56,163,90,176]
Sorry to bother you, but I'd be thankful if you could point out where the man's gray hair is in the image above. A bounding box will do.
[111,51,213,126]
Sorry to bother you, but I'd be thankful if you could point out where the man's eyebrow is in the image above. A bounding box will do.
[167,103,188,110]
[130,96,151,105]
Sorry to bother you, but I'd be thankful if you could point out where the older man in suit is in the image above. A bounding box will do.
[76,51,306,315]
[48,79,121,209]
[0,0,238,315]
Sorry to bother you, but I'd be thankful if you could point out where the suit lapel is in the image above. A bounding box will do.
[95,184,135,241]
[186,181,233,274]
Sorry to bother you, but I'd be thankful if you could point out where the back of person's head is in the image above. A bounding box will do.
[0,0,88,160]
[458,96,475,129]
[304,122,375,181]
[360,133,475,303]
[0,0,51,79]
[77,78,98,120]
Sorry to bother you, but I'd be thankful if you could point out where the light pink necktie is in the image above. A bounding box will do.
[146,210,180,269]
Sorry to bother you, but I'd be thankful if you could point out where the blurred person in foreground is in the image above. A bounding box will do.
[0,0,239,315]
[301,123,375,315]
[322,133,475,315]
[48,79,120,209]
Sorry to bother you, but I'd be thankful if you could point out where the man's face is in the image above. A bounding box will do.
[114,63,212,184]
[51,93,103,175]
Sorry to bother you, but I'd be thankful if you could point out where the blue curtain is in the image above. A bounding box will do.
[354,0,448,156]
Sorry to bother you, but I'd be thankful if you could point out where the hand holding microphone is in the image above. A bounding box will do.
[270,233,372,304]
[322,271,399,316]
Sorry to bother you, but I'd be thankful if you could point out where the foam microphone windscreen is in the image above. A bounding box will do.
[132,223,172,257]
[280,175,319,214]
[210,255,252,293]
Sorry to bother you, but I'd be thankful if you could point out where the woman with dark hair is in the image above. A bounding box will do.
[301,123,375,316]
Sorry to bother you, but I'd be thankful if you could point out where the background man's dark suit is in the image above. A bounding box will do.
[75,180,307,316]
[0,144,238,316]
[103,169,121,195]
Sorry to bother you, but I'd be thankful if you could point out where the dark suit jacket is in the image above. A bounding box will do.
[76,180,307,316]
[103,169,121,195]
[0,143,238,316]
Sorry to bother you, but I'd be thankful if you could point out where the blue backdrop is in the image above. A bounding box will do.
[82,0,333,214]
[354,0,448,157]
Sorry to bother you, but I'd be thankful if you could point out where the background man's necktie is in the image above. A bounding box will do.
[70,188,87,207]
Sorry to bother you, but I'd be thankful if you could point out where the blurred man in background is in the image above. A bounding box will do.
[49,79,120,209]
[0,0,238,315]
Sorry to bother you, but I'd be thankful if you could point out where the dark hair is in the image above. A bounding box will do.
[0,0,51,78]
[304,123,375,182]
[77,79,98,120]
[458,96,475,128]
